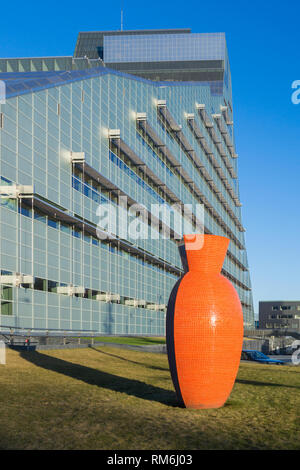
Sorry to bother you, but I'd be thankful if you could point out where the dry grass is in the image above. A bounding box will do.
[0,346,299,450]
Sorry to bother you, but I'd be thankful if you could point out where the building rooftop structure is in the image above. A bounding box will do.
[74,29,231,96]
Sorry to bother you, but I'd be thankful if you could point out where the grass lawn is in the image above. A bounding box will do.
[82,336,166,346]
[0,346,299,450]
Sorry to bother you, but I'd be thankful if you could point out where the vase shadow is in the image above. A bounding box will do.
[19,350,180,406]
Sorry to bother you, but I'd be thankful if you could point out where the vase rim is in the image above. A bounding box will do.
[181,234,230,247]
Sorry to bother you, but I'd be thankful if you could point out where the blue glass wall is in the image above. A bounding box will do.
[0,50,254,333]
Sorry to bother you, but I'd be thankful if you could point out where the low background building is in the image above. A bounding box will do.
[259,301,300,331]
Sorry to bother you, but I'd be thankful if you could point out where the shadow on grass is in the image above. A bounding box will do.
[89,346,169,372]
[19,350,179,407]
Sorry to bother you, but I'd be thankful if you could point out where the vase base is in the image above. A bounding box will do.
[184,402,225,410]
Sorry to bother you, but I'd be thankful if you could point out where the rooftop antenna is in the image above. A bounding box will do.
[121,0,124,31]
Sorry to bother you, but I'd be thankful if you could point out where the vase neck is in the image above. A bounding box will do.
[182,234,229,274]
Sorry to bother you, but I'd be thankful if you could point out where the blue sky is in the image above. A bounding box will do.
[0,0,299,314]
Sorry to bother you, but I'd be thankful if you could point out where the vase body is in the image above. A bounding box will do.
[166,234,244,409]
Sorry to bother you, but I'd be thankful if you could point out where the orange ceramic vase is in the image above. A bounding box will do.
[166,234,244,409]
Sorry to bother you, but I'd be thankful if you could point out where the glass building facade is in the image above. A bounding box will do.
[0,29,254,335]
